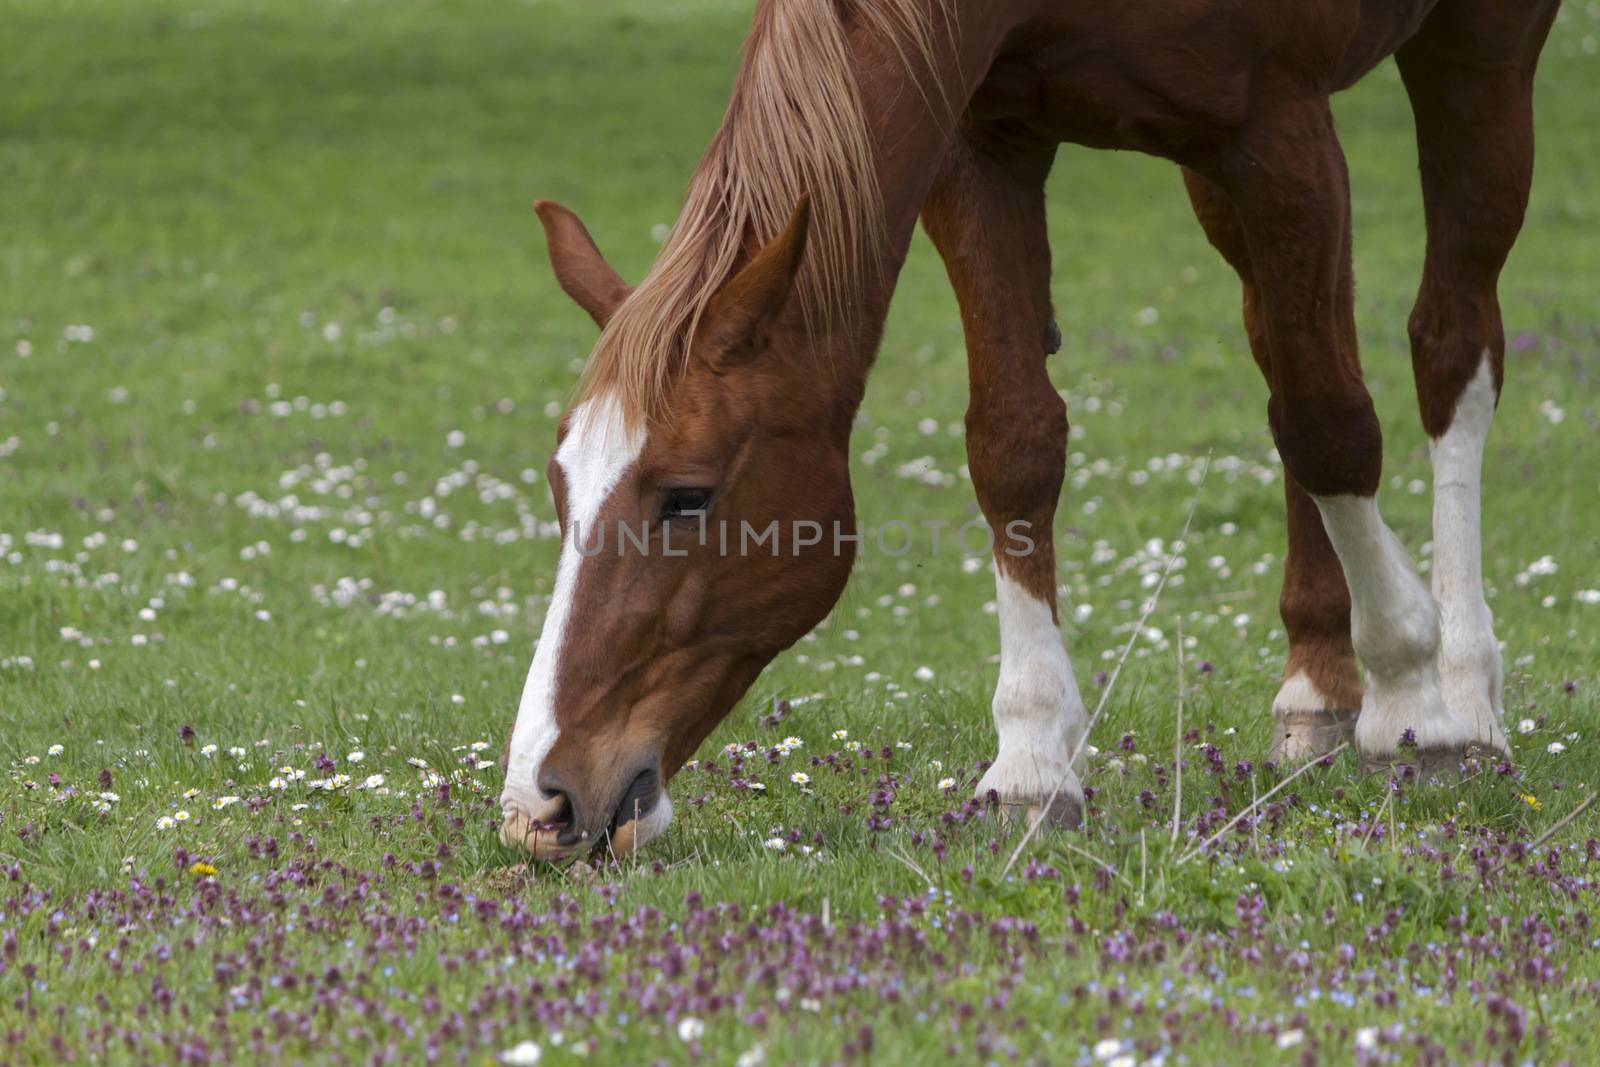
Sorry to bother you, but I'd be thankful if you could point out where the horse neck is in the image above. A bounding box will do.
[783,3,1018,434]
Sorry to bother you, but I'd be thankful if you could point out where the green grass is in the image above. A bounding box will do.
[2,1,1599,1063]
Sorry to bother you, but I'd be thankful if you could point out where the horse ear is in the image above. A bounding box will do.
[534,200,631,329]
[699,195,811,364]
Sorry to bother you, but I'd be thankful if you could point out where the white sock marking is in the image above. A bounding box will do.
[1313,494,1488,754]
[1429,353,1504,737]
[977,572,1088,804]
[1272,669,1333,715]
[500,396,645,819]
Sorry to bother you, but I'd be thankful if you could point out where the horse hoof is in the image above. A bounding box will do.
[1358,741,1504,780]
[1270,707,1357,764]
[996,791,1082,831]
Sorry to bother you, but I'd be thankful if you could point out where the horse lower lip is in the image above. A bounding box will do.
[500,806,577,860]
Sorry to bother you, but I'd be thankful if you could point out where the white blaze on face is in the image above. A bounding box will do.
[501,395,644,820]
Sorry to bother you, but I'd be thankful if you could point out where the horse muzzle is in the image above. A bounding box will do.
[499,764,671,862]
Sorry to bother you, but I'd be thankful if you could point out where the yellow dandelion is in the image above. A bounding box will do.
[189,862,218,876]
[1518,793,1542,811]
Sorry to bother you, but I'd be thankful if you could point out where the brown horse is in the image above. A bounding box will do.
[501,0,1562,860]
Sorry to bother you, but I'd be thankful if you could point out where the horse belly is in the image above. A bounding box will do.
[971,0,1445,165]
[972,0,1270,167]
[973,39,1253,168]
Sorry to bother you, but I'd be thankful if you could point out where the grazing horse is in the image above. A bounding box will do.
[501,0,1561,860]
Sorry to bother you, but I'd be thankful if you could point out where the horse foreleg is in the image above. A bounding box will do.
[921,128,1085,828]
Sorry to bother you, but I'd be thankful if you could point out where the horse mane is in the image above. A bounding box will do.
[576,0,952,424]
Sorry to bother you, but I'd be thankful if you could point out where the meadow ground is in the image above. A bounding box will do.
[3,1,1600,1063]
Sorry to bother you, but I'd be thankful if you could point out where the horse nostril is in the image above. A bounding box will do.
[548,790,584,847]
[536,770,582,846]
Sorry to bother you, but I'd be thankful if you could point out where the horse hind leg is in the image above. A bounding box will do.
[1183,169,1362,764]
[1215,93,1494,775]
[1397,1,1558,758]
[922,129,1085,828]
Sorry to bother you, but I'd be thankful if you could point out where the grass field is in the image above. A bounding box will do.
[4,1,1600,1063]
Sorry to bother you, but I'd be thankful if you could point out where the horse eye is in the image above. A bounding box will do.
[661,488,713,520]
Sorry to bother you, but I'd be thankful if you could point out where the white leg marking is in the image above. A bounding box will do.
[500,395,645,823]
[1313,495,1496,755]
[1429,354,1504,742]
[976,572,1088,811]
[1272,669,1333,715]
